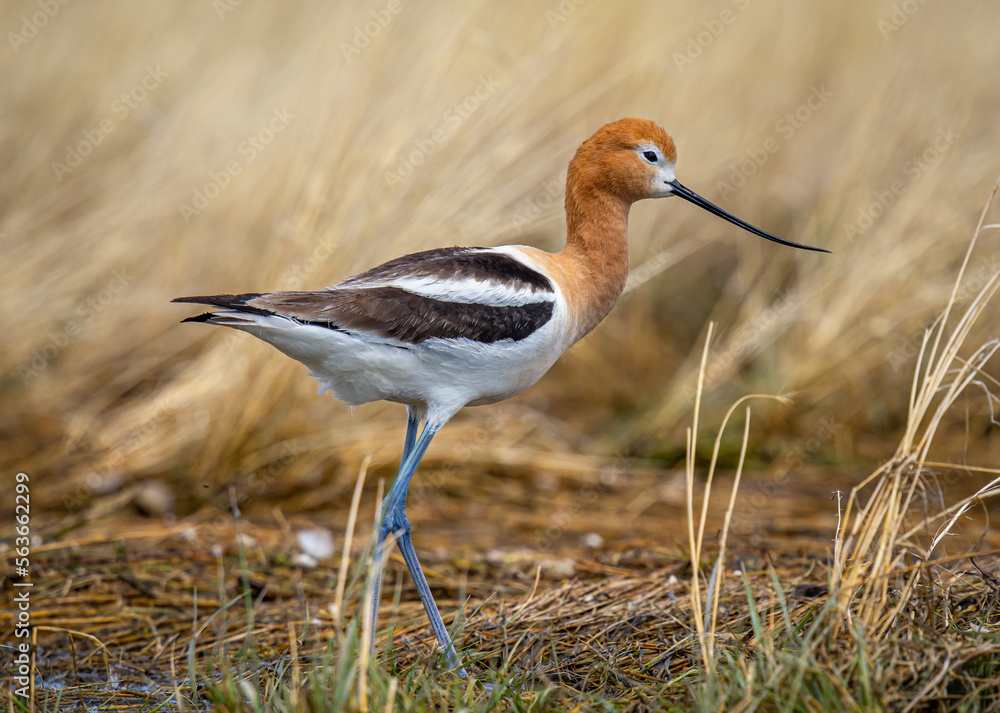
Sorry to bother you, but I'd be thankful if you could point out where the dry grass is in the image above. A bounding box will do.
[4,1,1000,710]
[8,236,1000,707]
[4,1,1000,495]
[686,188,1000,711]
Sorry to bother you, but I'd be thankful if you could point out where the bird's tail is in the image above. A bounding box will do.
[172,293,269,325]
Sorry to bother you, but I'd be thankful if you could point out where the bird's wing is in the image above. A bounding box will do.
[173,247,557,345]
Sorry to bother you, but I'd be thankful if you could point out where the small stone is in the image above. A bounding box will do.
[135,480,175,516]
[293,552,319,568]
[297,528,335,560]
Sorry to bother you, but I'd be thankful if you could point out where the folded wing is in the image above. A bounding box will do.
[173,247,557,345]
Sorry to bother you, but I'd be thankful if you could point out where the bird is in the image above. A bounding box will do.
[173,117,828,676]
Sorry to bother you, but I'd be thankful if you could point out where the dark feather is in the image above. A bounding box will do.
[172,250,556,343]
[253,287,554,344]
[342,247,554,294]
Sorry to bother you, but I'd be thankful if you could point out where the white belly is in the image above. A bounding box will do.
[232,303,570,416]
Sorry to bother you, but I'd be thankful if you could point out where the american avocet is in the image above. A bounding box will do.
[174,117,827,675]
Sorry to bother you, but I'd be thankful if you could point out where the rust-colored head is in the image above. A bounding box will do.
[567,118,678,204]
[565,117,829,253]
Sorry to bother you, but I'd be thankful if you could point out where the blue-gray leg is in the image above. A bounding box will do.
[401,407,419,463]
[368,410,467,675]
[395,525,465,673]
[369,408,419,655]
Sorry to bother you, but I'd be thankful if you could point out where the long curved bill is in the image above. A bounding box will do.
[668,179,830,253]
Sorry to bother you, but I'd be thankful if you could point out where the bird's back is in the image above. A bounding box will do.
[174,245,573,417]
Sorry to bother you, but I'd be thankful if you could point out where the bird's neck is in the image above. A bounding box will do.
[557,183,632,340]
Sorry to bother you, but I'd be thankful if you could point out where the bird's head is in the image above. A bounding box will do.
[569,117,829,253]
[570,117,677,203]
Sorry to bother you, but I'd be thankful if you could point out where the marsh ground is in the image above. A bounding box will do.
[3,1,1000,709]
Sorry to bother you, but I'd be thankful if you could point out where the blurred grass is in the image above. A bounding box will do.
[8,5,1000,709]
[2,1,999,526]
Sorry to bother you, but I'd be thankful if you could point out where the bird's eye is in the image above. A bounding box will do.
[642,150,658,163]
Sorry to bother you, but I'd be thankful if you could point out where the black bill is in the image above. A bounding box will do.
[668,179,830,253]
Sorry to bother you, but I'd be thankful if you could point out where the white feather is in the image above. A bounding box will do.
[354,274,547,306]
[213,285,570,425]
